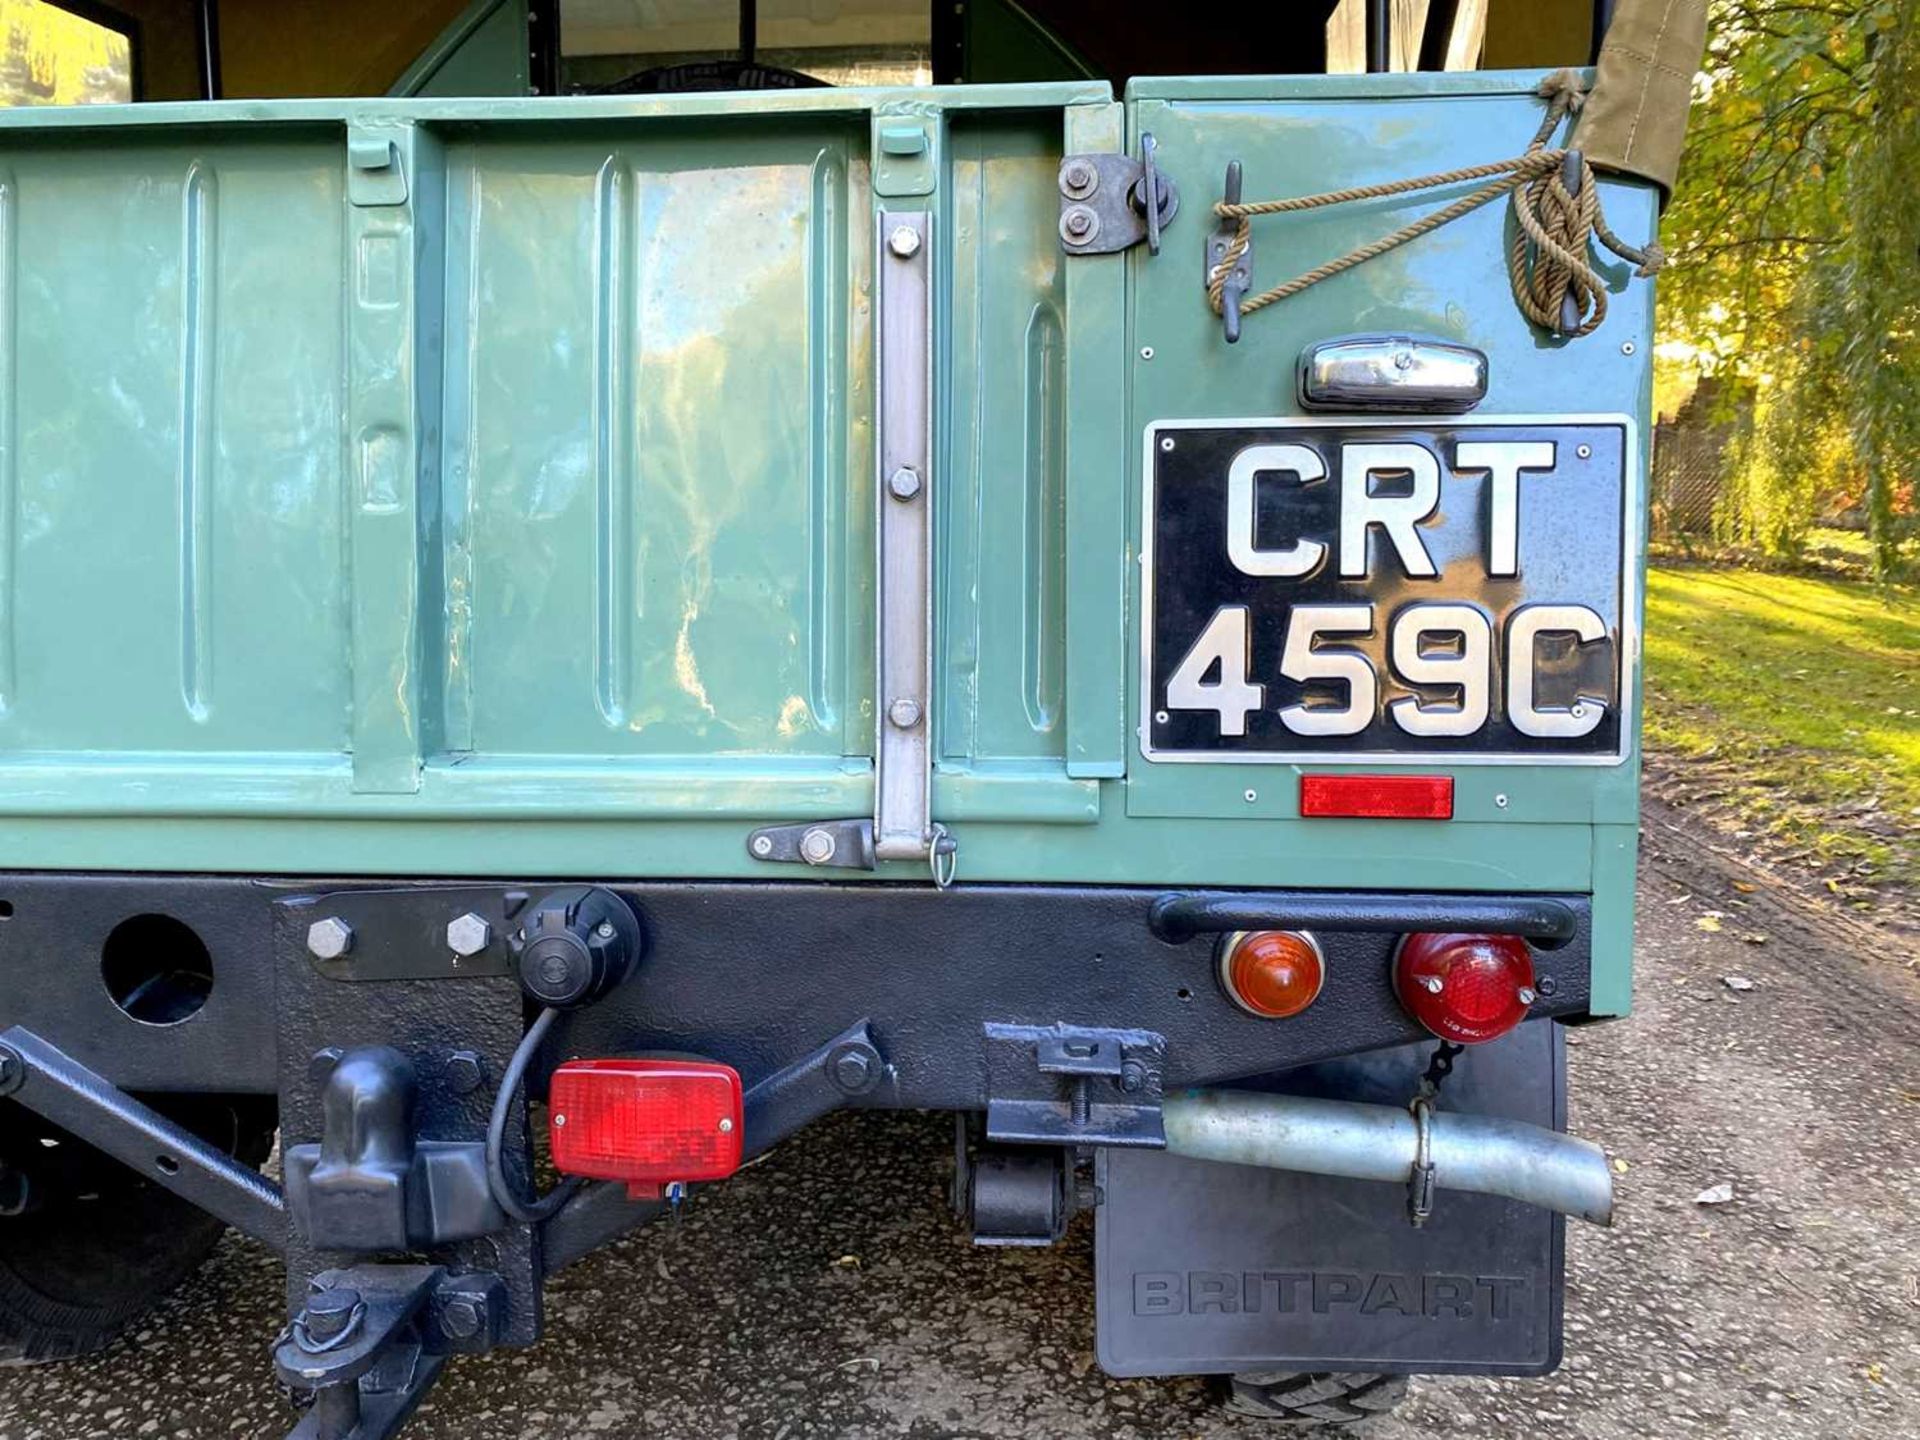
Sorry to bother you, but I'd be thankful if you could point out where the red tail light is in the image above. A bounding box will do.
[1394,932,1536,1044]
[548,1059,743,1186]
[1218,930,1325,1019]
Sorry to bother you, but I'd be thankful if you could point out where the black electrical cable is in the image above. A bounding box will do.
[486,1007,584,1224]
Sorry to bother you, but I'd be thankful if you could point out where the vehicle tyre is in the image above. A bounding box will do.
[0,1094,275,1366]
[1222,1370,1411,1427]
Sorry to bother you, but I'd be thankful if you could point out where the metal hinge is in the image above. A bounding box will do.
[1058,133,1179,256]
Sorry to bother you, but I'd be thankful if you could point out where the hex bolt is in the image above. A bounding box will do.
[887,224,921,259]
[887,466,922,502]
[306,916,354,961]
[439,1296,484,1342]
[307,1047,344,1086]
[1059,159,1096,198]
[1536,974,1560,997]
[888,698,923,730]
[446,912,492,958]
[1118,1059,1149,1095]
[445,1050,486,1096]
[1059,205,1098,245]
[828,1044,877,1093]
[799,827,838,866]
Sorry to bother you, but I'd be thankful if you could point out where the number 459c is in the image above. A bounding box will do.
[1166,601,1609,741]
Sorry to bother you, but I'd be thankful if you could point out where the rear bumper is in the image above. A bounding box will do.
[0,873,1597,1104]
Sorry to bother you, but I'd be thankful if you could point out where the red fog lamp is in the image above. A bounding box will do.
[548,1059,744,1186]
[1394,932,1537,1044]
[1218,930,1325,1019]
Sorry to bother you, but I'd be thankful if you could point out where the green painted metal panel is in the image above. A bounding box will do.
[443,121,872,765]
[0,74,1650,1012]
[1059,100,1129,779]
[942,113,1070,766]
[390,0,532,99]
[0,131,353,757]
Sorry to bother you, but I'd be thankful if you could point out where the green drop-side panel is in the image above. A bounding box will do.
[0,77,1648,1010]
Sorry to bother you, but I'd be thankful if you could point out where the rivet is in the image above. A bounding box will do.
[1621,341,1636,355]
[887,224,921,258]
[1244,789,1258,803]
[1140,345,1155,360]
[1495,793,1510,809]
[751,835,774,857]
[1154,709,1170,724]
[1159,436,1175,452]
[1576,444,1593,460]
[595,921,615,939]
[552,1113,567,1127]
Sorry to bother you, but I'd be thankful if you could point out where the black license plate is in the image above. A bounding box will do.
[1142,418,1633,763]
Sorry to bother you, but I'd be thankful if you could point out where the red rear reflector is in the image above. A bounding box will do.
[1300,774,1453,820]
[548,1059,743,1185]
[1394,932,1537,1044]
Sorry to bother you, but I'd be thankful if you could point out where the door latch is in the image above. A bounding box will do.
[1059,132,1179,256]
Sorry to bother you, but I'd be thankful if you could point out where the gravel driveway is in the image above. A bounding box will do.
[2,801,1915,1439]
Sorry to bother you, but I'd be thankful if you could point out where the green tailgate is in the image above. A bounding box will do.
[0,75,1650,1010]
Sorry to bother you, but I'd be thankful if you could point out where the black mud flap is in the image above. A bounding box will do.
[1095,1019,1565,1377]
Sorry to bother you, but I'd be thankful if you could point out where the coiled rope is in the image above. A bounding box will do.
[1205,69,1664,339]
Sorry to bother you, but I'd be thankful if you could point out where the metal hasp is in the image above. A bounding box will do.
[284,1047,506,1252]
[1207,161,1249,342]
[874,210,939,864]
[0,1025,288,1249]
[275,1265,455,1440]
[984,1022,1167,1147]
[1058,133,1179,257]
[1162,1087,1615,1225]
[1299,335,1490,413]
[745,817,878,872]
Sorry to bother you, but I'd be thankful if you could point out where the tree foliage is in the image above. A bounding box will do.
[1659,0,1918,577]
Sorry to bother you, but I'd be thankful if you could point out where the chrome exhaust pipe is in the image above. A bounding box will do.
[1162,1088,1614,1226]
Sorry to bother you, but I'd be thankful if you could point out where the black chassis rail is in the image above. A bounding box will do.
[0,873,1591,1436]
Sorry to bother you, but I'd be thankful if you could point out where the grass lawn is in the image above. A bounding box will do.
[1643,563,1920,890]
